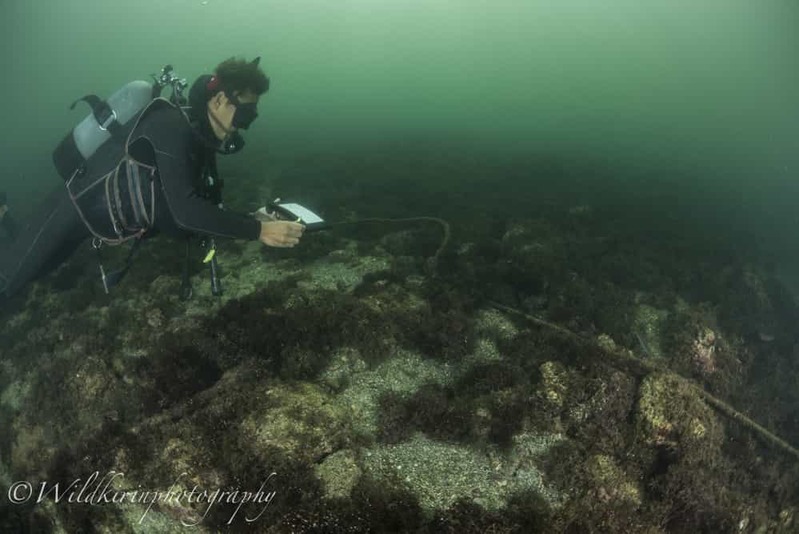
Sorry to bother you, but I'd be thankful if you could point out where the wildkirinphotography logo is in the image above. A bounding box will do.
[6,470,278,526]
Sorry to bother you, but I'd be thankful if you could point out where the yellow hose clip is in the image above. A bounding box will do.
[203,247,216,264]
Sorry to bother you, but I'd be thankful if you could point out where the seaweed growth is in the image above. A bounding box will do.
[2,144,799,532]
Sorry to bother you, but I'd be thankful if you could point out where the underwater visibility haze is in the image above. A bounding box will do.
[0,0,798,532]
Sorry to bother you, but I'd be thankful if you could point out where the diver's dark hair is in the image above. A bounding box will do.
[214,56,270,96]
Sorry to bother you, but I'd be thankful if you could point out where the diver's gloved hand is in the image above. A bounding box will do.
[259,220,304,248]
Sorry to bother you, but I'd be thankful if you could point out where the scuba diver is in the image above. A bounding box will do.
[0,56,304,302]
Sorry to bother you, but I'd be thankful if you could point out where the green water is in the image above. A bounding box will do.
[1,0,798,265]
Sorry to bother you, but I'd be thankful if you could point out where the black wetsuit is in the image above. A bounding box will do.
[0,100,260,298]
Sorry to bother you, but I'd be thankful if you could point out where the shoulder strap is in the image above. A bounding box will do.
[123,97,183,156]
[71,95,123,137]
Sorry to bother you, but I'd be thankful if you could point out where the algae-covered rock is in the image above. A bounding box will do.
[539,361,569,409]
[474,307,519,343]
[596,333,617,352]
[462,337,503,367]
[635,373,722,454]
[632,302,668,359]
[689,325,718,376]
[242,382,354,464]
[585,454,641,507]
[315,449,361,500]
[505,431,566,507]
[779,507,795,530]
[1,164,797,533]
[321,346,368,392]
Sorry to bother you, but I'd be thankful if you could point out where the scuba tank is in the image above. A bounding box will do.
[52,65,188,181]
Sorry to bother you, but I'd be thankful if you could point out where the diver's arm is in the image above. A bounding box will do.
[162,175,261,240]
[199,154,304,246]
[143,109,261,240]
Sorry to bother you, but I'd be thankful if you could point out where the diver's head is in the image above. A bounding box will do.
[189,56,270,143]
[207,89,257,140]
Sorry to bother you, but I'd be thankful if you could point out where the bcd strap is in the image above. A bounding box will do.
[95,237,144,294]
[70,95,123,137]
